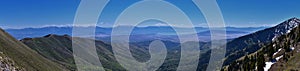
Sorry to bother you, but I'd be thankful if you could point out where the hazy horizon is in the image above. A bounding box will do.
[1,0,300,29]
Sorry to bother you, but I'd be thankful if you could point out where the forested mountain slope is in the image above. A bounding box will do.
[223,18,300,71]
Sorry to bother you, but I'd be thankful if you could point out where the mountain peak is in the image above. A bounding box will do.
[289,17,300,20]
[270,17,300,40]
[288,17,299,23]
[286,17,300,23]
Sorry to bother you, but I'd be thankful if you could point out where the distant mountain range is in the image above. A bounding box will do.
[5,26,266,42]
[1,18,300,71]
[0,27,210,71]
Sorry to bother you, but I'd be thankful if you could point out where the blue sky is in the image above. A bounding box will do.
[0,0,300,29]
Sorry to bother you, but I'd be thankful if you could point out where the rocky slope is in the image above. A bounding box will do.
[0,52,23,71]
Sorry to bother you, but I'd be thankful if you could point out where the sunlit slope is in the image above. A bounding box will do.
[0,28,66,71]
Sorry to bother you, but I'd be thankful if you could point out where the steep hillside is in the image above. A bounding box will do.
[0,28,66,71]
[224,18,300,65]
[20,34,211,71]
[223,18,300,71]
[267,19,300,70]
[21,34,152,71]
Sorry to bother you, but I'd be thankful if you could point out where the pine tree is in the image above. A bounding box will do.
[257,54,265,71]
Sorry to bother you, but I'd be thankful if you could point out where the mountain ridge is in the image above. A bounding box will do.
[5,26,265,42]
[223,18,300,66]
[20,34,154,71]
[0,28,67,71]
[223,17,300,71]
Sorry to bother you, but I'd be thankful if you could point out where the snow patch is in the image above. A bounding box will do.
[287,30,291,33]
[255,66,257,70]
[264,62,274,71]
[273,48,282,56]
[291,47,295,50]
[285,20,299,34]
[272,36,277,41]
[275,55,283,61]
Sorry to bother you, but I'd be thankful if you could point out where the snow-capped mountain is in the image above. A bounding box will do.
[224,18,300,66]
[224,18,300,71]
[272,18,300,41]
